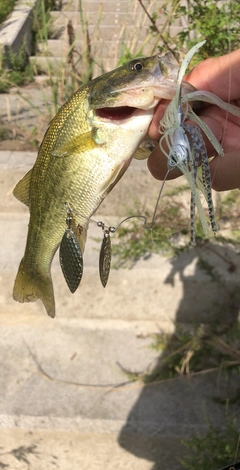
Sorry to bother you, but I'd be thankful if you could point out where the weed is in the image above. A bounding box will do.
[0,0,17,25]
[0,125,11,140]
[178,0,240,61]
[139,0,240,64]
[217,190,240,234]
[180,410,240,470]
[111,186,221,268]
[0,41,35,93]
[118,321,240,390]
[111,185,240,270]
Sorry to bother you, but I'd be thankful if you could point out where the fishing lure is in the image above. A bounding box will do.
[97,222,116,287]
[59,204,83,293]
[159,40,240,243]
[60,205,117,290]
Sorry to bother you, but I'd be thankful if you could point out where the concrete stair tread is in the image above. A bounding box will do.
[0,313,239,433]
[1,150,240,468]
[0,428,184,469]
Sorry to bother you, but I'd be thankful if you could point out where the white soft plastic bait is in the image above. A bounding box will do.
[159,40,240,244]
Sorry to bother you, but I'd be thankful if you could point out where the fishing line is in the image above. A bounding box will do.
[59,168,172,289]
[219,0,232,150]
[64,166,170,234]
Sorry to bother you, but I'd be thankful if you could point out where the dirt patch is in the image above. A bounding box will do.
[0,139,37,152]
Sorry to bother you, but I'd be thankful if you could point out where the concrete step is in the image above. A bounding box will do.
[30,54,116,77]
[37,39,125,61]
[1,151,240,469]
[0,0,37,58]
[0,313,239,470]
[61,0,141,14]
[0,428,177,470]
[52,22,182,45]
[1,211,239,326]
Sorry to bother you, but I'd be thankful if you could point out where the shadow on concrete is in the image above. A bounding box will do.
[118,240,240,470]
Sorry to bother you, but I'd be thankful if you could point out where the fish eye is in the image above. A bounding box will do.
[131,61,143,71]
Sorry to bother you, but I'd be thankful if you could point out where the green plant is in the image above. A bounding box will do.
[180,411,240,470]
[0,124,12,140]
[115,320,240,389]
[111,184,240,269]
[111,185,219,268]
[0,41,35,93]
[177,0,240,61]
[144,323,240,384]
[0,0,17,24]
[30,0,104,117]
[138,0,240,64]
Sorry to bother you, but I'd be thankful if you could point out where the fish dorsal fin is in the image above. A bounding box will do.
[13,169,32,207]
[133,148,151,160]
[52,131,97,157]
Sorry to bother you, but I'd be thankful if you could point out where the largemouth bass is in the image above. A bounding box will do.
[13,53,179,318]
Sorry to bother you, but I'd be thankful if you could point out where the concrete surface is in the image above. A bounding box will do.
[0,0,37,58]
[0,429,187,469]
[31,0,183,77]
[0,150,240,470]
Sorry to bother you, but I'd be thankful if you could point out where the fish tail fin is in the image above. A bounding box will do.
[13,258,55,318]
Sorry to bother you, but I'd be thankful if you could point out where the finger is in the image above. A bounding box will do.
[195,116,223,156]
[185,49,240,102]
[147,142,182,181]
[210,150,240,191]
[147,116,223,181]
[148,100,169,140]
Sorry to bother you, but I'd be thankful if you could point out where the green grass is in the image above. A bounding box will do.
[111,187,240,270]
[0,41,35,93]
[112,187,191,268]
[0,0,17,24]
[181,410,240,470]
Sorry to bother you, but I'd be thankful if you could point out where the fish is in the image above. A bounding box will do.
[13,52,180,318]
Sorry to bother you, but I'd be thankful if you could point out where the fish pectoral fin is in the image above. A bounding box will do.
[133,148,151,160]
[13,258,55,318]
[52,131,97,157]
[99,160,130,197]
[13,169,32,207]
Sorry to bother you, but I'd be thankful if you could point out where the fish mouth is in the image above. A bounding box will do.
[95,106,137,121]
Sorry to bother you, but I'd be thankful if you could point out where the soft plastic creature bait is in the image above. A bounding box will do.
[159,40,240,243]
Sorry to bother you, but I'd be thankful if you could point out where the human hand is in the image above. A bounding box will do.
[148,48,240,191]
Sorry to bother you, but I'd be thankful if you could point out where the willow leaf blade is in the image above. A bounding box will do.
[59,229,83,293]
[99,234,112,288]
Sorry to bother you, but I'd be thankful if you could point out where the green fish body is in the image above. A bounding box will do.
[13,53,179,317]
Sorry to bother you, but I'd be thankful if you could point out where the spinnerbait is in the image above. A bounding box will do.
[159,40,240,244]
